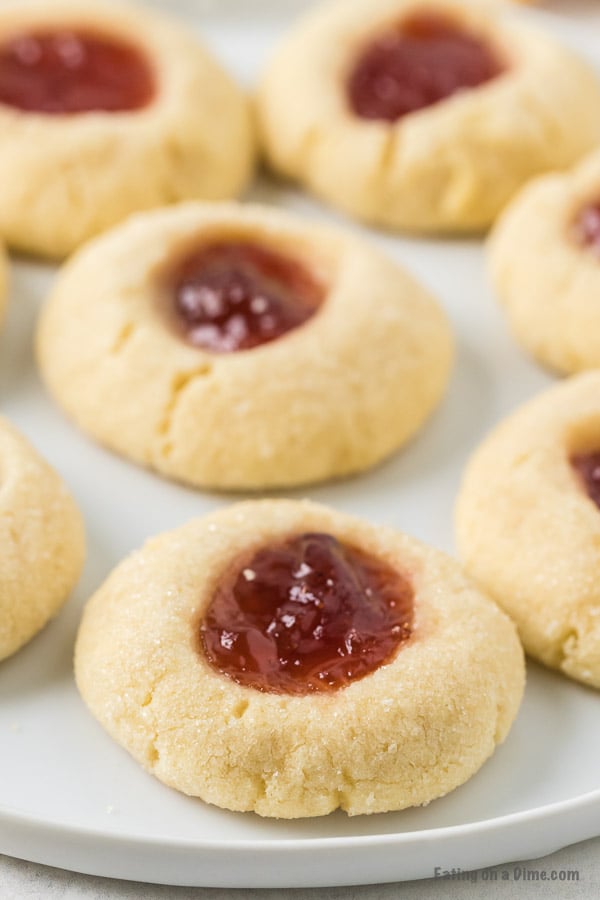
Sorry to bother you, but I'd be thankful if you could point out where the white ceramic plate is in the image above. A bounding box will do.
[1,0,600,889]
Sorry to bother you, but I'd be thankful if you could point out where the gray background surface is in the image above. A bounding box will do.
[1,838,599,898]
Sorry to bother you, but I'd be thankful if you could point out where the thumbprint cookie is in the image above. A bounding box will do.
[75,500,524,818]
[37,203,453,491]
[257,0,600,232]
[489,150,600,374]
[0,0,254,258]
[457,372,600,689]
[0,416,85,661]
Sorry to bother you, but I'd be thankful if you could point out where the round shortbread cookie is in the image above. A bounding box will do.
[257,0,600,233]
[37,202,453,491]
[0,0,254,259]
[489,150,600,375]
[75,499,524,819]
[0,416,85,661]
[456,372,600,689]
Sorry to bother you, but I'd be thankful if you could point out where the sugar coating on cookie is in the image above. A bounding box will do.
[0,416,85,660]
[257,0,600,232]
[456,371,600,689]
[489,150,600,375]
[37,202,453,491]
[75,500,524,819]
[0,0,254,258]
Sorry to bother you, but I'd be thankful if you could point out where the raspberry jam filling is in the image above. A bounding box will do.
[347,11,504,122]
[572,452,600,508]
[171,241,324,353]
[200,532,414,695]
[0,29,155,114]
[573,203,600,256]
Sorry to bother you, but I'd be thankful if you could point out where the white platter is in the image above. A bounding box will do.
[1,0,600,889]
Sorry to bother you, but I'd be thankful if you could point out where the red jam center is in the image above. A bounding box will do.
[200,533,414,695]
[171,242,324,353]
[0,30,155,114]
[572,452,600,508]
[573,203,600,256]
[347,11,504,122]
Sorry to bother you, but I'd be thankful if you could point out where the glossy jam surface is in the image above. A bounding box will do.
[200,533,414,694]
[347,11,504,122]
[171,242,324,353]
[572,452,600,508]
[573,203,600,256]
[0,30,155,114]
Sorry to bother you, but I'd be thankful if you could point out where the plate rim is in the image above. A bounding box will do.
[1,788,599,887]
